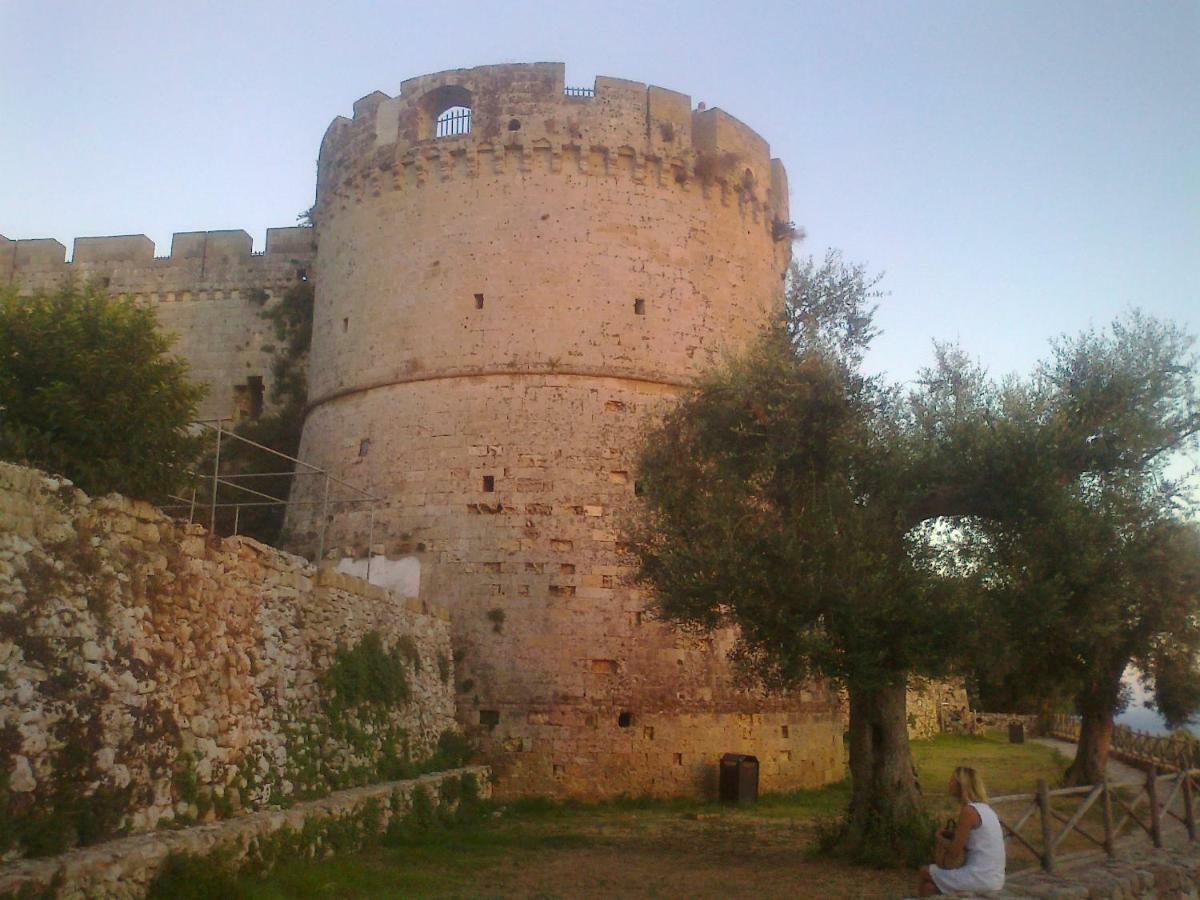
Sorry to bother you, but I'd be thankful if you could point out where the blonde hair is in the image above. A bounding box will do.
[953,766,990,804]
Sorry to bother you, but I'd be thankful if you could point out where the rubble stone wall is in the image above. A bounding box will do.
[906,678,976,739]
[0,767,489,900]
[0,462,456,861]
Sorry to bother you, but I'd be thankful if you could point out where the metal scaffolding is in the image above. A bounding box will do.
[161,419,382,579]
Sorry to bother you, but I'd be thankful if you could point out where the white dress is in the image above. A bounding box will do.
[929,801,1006,895]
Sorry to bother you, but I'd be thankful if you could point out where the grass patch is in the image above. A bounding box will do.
[232,731,1072,897]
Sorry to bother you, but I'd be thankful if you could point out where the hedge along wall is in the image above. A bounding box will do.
[0,462,458,860]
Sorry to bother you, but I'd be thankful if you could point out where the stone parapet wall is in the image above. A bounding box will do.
[0,766,489,899]
[998,845,1200,898]
[0,462,457,861]
[0,227,315,421]
[974,712,1042,736]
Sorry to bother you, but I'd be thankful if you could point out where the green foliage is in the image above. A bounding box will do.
[146,850,242,899]
[920,313,1200,767]
[324,631,412,714]
[0,704,136,858]
[203,279,313,544]
[394,634,422,672]
[147,770,487,898]
[0,281,204,500]
[630,256,971,695]
[432,729,475,769]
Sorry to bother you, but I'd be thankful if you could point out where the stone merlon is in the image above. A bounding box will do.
[315,62,788,223]
[0,226,314,277]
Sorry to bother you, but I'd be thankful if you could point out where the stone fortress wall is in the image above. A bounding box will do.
[0,62,972,805]
[284,62,846,799]
[1,227,316,422]
[0,461,457,859]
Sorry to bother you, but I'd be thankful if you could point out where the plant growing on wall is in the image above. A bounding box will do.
[204,279,313,544]
[0,282,205,500]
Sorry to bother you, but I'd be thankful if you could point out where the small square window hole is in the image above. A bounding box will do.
[482,475,495,492]
[634,298,645,315]
[474,293,485,309]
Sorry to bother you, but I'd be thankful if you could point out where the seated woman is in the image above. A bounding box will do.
[917,766,1006,896]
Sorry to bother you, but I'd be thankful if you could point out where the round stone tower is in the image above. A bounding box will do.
[289,63,843,798]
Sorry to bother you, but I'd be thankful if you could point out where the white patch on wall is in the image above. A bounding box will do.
[336,556,420,599]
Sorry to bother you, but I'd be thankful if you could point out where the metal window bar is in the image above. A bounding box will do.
[563,86,595,97]
[158,419,383,580]
[435,106,472,138]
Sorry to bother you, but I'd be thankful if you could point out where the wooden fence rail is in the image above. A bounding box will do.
[1049,714,1198,771]
[990,767,1199,873]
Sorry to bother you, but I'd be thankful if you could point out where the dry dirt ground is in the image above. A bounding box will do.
[446,815,914,899]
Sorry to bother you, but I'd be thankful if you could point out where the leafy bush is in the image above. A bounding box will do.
[0,281,204,500]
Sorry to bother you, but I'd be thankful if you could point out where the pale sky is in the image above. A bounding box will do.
[1,0,1196,408]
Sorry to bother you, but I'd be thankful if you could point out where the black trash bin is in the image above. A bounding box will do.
[1008,721,1025,744]
[719,753,759,805]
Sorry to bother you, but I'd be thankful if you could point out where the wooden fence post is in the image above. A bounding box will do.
[1146,764,1162,849]
[1101,777,1115,858]
[1183,769,1196,843]
[1038,778,1055,873]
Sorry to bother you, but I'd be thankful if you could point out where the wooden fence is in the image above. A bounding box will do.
[990,766,1198,873]
[1050,714,1199,771]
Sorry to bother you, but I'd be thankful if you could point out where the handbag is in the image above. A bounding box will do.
[934,817,966,869]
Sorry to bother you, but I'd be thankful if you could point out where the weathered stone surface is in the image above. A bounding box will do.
[279,62,849,800]
[0,766,489,899]
[993,844,1200,898]
[3,228,315,423]
[0,462,457,861]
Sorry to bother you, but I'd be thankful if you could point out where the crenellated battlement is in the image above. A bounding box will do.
[315,63,788,223]
[1,226,317,424]
[0,226,314,278]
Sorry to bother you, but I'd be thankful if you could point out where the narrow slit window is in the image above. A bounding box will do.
[482,475,495,492]
[342,317,349,332]
[474,293,485,309]
[634,298,646,315]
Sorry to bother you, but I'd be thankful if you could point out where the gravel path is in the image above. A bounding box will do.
[1031,737,1147,783]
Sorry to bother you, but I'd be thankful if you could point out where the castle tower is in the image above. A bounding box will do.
[289,63,844,797]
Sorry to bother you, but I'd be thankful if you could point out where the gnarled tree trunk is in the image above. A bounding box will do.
[844,680,924,855]
[1064,667,1124,786]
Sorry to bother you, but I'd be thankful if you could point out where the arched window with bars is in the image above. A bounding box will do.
[436,105,472,138]
[418,85,474,141]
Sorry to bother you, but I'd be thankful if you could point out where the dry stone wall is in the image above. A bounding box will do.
[0,227,315,422]
[0,767,489,900]
[0,462,456,861]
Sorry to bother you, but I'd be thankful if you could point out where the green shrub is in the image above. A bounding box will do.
[146,850,241,899]
[324,631,411,713]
